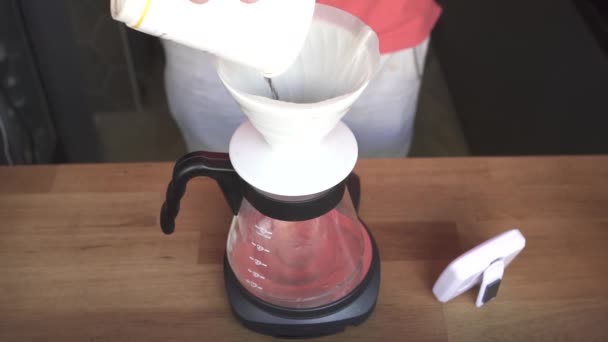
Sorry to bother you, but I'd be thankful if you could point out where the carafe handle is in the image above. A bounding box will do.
[160,151,243,234]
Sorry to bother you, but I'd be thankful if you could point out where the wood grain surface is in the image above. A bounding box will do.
[1,156,607,341]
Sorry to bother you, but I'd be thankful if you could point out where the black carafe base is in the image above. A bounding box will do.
[223,227,380,338]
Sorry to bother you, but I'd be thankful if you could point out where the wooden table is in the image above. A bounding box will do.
[1,157,607,341]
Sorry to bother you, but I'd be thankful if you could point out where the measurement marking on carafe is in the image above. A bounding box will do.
[249,256,267,267]
[245,279,263,290]
[254,224,272,239]
[251,241,270,253]
[247,268,266,280]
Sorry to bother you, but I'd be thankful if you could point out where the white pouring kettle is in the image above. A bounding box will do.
[111,0,316,76]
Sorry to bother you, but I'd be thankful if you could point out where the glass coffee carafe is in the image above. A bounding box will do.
[160,151,379,337]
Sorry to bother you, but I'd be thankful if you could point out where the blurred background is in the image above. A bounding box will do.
[0,0,607,164]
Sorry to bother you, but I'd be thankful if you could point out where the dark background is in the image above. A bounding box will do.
[433,0,608,155]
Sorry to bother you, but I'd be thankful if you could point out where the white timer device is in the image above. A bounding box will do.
[433,229,526,307]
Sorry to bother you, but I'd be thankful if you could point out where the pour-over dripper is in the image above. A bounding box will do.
[217,4,380,150]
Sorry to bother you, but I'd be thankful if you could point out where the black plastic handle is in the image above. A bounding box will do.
[160,151,243,235]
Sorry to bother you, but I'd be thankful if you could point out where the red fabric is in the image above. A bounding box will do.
[316,0,442,54]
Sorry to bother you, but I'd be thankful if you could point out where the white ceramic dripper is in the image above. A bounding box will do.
[218,4,380,197]
[217,4,380,151]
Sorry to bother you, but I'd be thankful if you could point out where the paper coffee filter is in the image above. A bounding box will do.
[217,4,380,149]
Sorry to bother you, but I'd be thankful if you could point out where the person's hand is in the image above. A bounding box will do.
[191,0,258,3]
